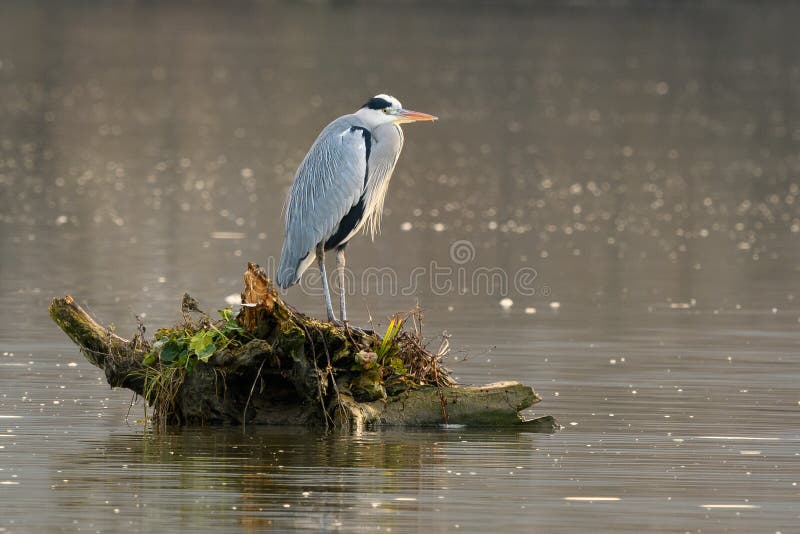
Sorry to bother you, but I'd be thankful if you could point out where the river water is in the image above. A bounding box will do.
[1,1,799,532]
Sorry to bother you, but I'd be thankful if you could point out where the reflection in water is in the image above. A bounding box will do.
[42,424,800,532]
[1,1,799,532]
[52,427,552,532]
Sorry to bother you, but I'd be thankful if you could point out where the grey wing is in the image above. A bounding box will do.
[276,117,368,288]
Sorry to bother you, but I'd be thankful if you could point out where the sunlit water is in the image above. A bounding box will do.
[1,1,799,532]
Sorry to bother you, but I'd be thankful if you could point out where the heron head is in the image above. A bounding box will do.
[355,94,437,128]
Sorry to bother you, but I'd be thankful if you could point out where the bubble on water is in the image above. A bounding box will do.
[564,496,620,502]
[211,231,245,240]
[224,294,241,306]
[700,504,759,509]
[524,307,536,314]
[400,221,412,231]
[549,301,561,310]
[499,298,513,309]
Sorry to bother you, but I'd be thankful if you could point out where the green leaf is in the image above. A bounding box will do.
[143,351,157,366]
[377,315,404,359]
[196,342,216,362]
[225,318,243,333]
[188,330,212,353]
[189,331,216,362]
[218,307,232,322]
[389,357,407,375]
[159,340,184,363]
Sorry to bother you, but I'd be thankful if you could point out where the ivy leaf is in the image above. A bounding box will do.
[159,340,184,363]
[189,331,216,362]
[196,342,216,362]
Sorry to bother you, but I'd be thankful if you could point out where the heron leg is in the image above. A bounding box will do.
[316,243,336,323]
[336,245,347,323]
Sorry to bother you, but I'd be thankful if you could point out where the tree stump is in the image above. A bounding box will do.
[49,263,558,431]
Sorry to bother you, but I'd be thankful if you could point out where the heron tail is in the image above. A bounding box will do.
[276,247,314,289]
[275,254,296,289]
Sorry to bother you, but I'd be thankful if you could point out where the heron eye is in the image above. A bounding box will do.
[383,109,388,113]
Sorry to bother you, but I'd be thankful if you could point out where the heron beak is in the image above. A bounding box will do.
[395,108,438,124]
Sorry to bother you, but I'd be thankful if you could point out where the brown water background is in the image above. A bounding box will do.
[1,1,799,532]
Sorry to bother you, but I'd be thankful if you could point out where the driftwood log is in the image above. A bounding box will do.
[49,263,558,431]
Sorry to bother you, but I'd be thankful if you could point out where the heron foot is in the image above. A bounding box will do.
[331,320,375,337]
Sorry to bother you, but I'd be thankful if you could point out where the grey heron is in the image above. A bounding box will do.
[276,94,437,323]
